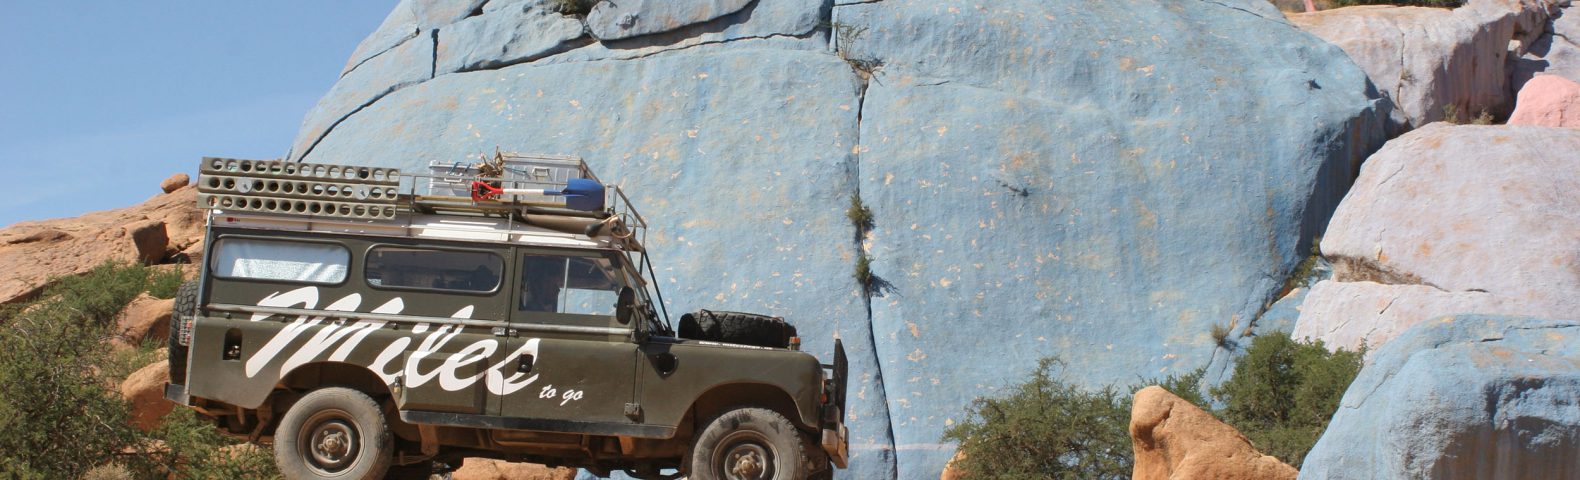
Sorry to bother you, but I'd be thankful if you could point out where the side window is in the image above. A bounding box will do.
[519,255,623,316]
[212,238,349,284]
[365,247,502,293]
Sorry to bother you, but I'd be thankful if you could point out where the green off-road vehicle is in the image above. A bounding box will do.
[165,155,849,480]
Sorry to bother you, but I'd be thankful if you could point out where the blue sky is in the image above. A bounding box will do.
[0,2,396,227]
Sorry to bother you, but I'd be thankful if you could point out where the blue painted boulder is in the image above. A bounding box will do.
[288,0,1388,477]
[1301,315,1580,479]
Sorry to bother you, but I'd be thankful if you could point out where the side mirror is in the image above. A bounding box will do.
[615,286,637,326]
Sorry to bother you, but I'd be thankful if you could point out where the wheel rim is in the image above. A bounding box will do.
[712,431,776,480]
[300,409,361,476]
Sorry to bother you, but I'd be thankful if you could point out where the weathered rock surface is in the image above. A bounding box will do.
[121,359,172,432]
[0,184,202,304]
[1295,124,1580,351]
[1301,316,1580,479]
[1130,386,1299,480]
[112,294,173,348]
[1513,2,1580,91]
[452,458,577,480]
[159,173,189,193]
[587,0,753,41]
[292,1,1388,477]
[436,0,585,74]
[1509,73,1580,126]
[1290,0,1563,131]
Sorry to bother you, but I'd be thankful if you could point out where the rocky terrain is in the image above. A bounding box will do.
[4,0,1579,478]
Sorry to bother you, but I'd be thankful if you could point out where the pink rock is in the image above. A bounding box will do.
[1508,75,1580,127]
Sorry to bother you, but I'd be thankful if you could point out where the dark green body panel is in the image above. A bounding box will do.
[184,225,825,438]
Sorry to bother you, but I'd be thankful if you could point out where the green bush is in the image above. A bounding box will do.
[945,332,1360,475]
[0,261,279,479]
[1211,331,1362,468]
[942,360,1206,479]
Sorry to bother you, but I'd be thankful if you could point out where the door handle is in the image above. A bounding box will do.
[517,354,534,373]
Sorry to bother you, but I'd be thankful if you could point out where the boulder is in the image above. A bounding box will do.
[451,458,576,480]
[1289,1,1563,131]
[1300,316,1580,479]
[1130,386,1298,480]
[435,1,585,74]
[1508,74,1580,126]
[938,451,965,480]
[290,0,1388,476]
[587,0,754,41]
[120,359,172,432]
[112,294,174,348]
[0,185,202,304]
[1512,2,1580,91]
[1296,124,1580,351]
[159,173,189,193]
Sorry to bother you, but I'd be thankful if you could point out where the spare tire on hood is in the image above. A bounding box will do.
[678,309,798,349]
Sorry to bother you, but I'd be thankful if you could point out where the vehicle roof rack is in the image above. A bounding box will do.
[196,155,649,253]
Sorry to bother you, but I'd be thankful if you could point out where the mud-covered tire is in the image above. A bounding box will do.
[688,407,808,480]
[275,387,393,480]
[168,280,198,384]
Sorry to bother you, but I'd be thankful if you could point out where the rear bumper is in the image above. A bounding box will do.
[821,423,849,468]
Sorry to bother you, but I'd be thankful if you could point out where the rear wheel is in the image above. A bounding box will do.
[168,280,198,384]
[689,408,808,480]
[275,387,393,480]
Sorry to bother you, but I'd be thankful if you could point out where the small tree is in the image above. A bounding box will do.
[1211,331,1362,468]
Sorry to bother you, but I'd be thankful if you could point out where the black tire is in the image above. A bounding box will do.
[688,408,809,480]
[275,387,393,480]
[686,310,798,349]
[168,280,199,384]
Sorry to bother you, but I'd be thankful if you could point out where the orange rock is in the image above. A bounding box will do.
[940,450,966,480]
[112,294,173,348]
[160,173,190,194]
[451,458,577,480]
[120,359,172,432]
[1508,75,1580,128]
[0,185,202,304]
[1130,386,1297,480]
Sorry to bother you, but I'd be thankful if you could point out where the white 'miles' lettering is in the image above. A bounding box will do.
[245,288,350,377]
[327,298,401,362]
[486,338,541,395]
[438,339,498,391]
[403,306,472,388]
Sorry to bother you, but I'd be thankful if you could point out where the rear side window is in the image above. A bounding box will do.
[365,247,502,293]
[212,238,349,284]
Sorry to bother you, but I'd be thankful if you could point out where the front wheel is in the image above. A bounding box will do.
[275,387,393,480]
[688,408,808,480]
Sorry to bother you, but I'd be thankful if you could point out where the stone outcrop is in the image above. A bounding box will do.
[0,182,202,304]
[1300,316,1580,479]
[1513,2,1580,91]
[159,173,189,194]
[289,0,1389,476]
[120,359,172,432]
[1290,0,1565,132]
[111,294,174,348]
[451,458,576,480]
[1130,386,1298,480]
[1508,74,1580,126]
[1293,124,1580,352]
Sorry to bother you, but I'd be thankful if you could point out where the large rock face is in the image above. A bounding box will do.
[288,0,1388,476]
[1294,124,1580,352]
[1301,316,1580,479]
[0,184,202,305]
[1513,2,1580,91]
[1130,386,1298,480]
[1289,0,1563,132]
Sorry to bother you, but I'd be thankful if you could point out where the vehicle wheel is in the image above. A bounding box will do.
[689,407,808,480]
[168,280,198,384]
[274,387,393,480]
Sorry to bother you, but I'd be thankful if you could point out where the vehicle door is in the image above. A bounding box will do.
[495,249,639,428]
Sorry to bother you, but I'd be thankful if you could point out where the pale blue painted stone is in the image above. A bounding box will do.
[587,0,754,41]
[1300,316,1580,479]
[301,46,898,479]
[839,0,1387,475]
[289,29,433,162]
[290,0,1390,477]
[436,0,585,74]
